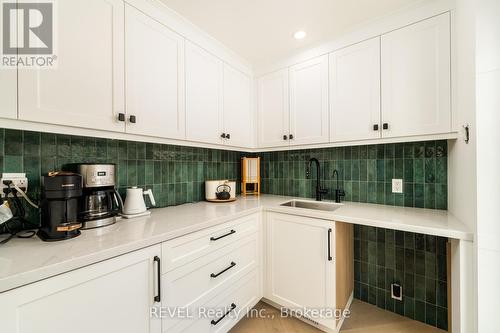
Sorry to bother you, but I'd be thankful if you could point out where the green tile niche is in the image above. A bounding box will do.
[259,141,448,209]
[354,225,449,330]
[0,128,242,225]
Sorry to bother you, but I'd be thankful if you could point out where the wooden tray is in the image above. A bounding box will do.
[206,198,237,203]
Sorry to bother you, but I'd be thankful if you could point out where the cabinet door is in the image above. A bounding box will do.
[330,37,381,142]
[0,69,17,119]
[223,64,252,148]
[258,69,289,148]
[18,0,125,132]
[0,245,162,333]
[265,212,336,330]
[381,13,451,137]
[289,55,329,145]
[185,41,223,145]
[125,5,185,139]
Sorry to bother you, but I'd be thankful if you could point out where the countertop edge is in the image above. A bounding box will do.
[0,197,473,293]
[0,207,261,293]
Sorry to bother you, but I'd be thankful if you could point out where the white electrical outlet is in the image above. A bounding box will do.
[1,173,29,198]
[392,179,403,193]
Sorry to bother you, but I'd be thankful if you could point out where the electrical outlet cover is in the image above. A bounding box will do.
[391,283,403,301]
[392,179,403,193]
[1,173,28,198]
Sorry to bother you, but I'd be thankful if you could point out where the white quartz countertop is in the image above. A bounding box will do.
[0,195,472,293]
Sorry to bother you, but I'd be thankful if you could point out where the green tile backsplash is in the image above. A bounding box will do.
[259,141,448,209]
[354,225,449,330]
[0,128,242,225]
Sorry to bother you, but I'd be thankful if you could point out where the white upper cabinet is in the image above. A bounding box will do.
[289,55,329,145]
[223,65,252,147]
[185,41,224,145]
[258,69,290,148]
[330,37,381,142]
[381,13,451,138]
[0,3,16,120]
[0,70,17,119]
[18,0,125,132]
[125,4,185,139]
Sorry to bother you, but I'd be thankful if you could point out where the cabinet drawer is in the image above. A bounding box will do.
[161,233,258,331]
[164,268,260,333]
[162,213,259,272]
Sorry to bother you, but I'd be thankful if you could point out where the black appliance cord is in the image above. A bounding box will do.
[0,184,38,245]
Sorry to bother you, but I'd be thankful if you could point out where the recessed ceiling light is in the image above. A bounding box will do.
[293,31,307,40]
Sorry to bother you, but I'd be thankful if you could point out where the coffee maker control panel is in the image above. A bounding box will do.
[77,164,116,188]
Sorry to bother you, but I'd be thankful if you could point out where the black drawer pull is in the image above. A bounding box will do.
[210,262,236,278]
[211,303,237,326]
[327,228,332,261]
[153,256,161,302]
[210,229,236,241]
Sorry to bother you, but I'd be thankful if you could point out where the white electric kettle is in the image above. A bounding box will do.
[122,187,156,217]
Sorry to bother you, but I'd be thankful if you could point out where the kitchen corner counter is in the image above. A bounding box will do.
[0,195,472,293]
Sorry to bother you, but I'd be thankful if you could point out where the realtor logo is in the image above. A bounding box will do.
[1,0,56,68]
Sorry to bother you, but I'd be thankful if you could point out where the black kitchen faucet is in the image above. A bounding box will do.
[306,158,328,201]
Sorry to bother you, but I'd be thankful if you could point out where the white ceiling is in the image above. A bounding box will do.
[160,0,424,67]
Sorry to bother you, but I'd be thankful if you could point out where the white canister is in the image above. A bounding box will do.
[205,180,236,200]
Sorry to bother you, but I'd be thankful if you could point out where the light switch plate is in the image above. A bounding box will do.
[392,179,403,193]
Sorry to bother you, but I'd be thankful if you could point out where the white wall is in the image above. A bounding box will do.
[476,0,500,332]
[447,0,477,331]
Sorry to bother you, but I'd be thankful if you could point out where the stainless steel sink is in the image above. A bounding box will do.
[280,200,341,212]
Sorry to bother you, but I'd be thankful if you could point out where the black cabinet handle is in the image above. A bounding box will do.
[373,124,379,131]
[210,262,236,278]
[283,135,288,140]
[118,113,125,122]
[221,133,226,139]
[383,123,389,130]
[210,229,236,241]
[129,115,137,123]
[153,256,161,302]
[327,228,332,261]
[211,303,237,326]
[226,133,230,139]
[289,134,294,140]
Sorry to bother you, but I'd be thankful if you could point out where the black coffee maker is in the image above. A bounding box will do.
[37,173,83,241]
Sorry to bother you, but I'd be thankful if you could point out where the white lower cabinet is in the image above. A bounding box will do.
[265,212,336,331]
[0,245,162,333]
[161,213,262,333]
